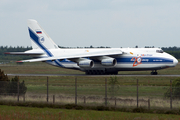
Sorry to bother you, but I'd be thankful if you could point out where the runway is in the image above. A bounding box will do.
[7,74,180,77]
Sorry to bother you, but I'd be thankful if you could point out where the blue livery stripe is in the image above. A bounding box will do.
[28,28,53,57]
[116,57,173,64]
[28,28,64,67]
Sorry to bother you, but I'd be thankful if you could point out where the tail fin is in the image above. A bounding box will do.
[27,19,59,49]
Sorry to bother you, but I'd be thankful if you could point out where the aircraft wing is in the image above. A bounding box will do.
[17,49,123,62]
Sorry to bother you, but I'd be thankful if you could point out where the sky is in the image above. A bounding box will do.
[0,0,180,48]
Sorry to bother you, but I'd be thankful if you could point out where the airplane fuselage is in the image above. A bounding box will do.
[27,47,178,75]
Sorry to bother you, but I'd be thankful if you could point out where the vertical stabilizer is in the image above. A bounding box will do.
[27,19,59,50]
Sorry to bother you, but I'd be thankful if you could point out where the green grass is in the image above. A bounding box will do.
[9,76,174,96]
[3,75,177,99]
[0,62,180,75]
[0,105,180,120]
[0,63,180,109]
[7,75,177,86]
[0,62,83,74]
[1,75,178,109]
[24,84,168,97]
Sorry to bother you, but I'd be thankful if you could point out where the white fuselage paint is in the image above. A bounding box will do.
[28,47,178,72]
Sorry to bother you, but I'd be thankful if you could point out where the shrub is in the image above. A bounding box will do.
[108,76,119,98]
[75,105,83,110]
[0,69,9,94]
[0,69,27,95]
[164,77,180,99]
[7,76,27,95]
[132,107,145,113]
[65,104,76,109]
[96,106,109,111]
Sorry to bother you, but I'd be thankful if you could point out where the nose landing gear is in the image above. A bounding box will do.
[151,70,158,75]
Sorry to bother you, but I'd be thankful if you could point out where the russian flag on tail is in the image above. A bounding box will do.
[36,31,42,34]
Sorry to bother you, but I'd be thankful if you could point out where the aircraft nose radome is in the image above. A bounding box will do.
[174,58,178,66]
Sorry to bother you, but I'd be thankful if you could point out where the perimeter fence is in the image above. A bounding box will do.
[0,76,179,110]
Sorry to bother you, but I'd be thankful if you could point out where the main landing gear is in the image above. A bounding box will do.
[151,70,158,75]
[85,70,118,75]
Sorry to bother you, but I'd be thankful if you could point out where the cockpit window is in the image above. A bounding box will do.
[156,50,164,53]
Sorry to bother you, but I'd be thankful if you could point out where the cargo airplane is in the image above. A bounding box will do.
[5,19,178,75]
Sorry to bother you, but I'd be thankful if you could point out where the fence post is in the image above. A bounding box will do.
[115,97,116,107]
[84,96,86,104]
[53,95,55,104]
[23,94,25,102]
[105,78,107,106]
[47,76,48,103]
[137,79,138,108]
[148,99,150,110]
[170,80,172,110]
[17,76,19,102]
[75,77,77,105]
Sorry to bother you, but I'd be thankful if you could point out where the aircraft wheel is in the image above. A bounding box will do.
[114,71,118,75]
[89,71,92,75]
[86,71,90,75]
[151,71,158,75]
[100,70,104,75]
[97,70,101,75]
[94,70,98,75]
[91,71,95,75]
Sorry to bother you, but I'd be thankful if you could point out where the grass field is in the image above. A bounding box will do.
[0,105,180,120]
[0,63,180,109]
[0,61,180,75]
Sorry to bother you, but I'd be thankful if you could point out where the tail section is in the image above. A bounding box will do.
[27,19,59,50]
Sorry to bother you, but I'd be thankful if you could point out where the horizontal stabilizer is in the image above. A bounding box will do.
[5,52,44,55]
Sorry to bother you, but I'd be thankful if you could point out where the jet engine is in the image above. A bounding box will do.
[78,60,94,68]
[101,58,117,66]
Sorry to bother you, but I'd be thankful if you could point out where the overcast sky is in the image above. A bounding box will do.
[0,0,180,48]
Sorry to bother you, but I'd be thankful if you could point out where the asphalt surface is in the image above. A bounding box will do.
[7,74,180,77]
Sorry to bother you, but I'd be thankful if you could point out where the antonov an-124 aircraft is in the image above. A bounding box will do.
[5,19,178,75]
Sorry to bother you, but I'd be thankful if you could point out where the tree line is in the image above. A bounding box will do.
[0,46,180,60]
[0,46,32,60]
[161,46,180,59]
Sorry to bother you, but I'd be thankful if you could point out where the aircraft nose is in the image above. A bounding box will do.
[173,58,178,66]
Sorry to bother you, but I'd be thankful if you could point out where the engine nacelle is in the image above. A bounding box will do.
[78,60,94,68]
[101,58,117,66]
